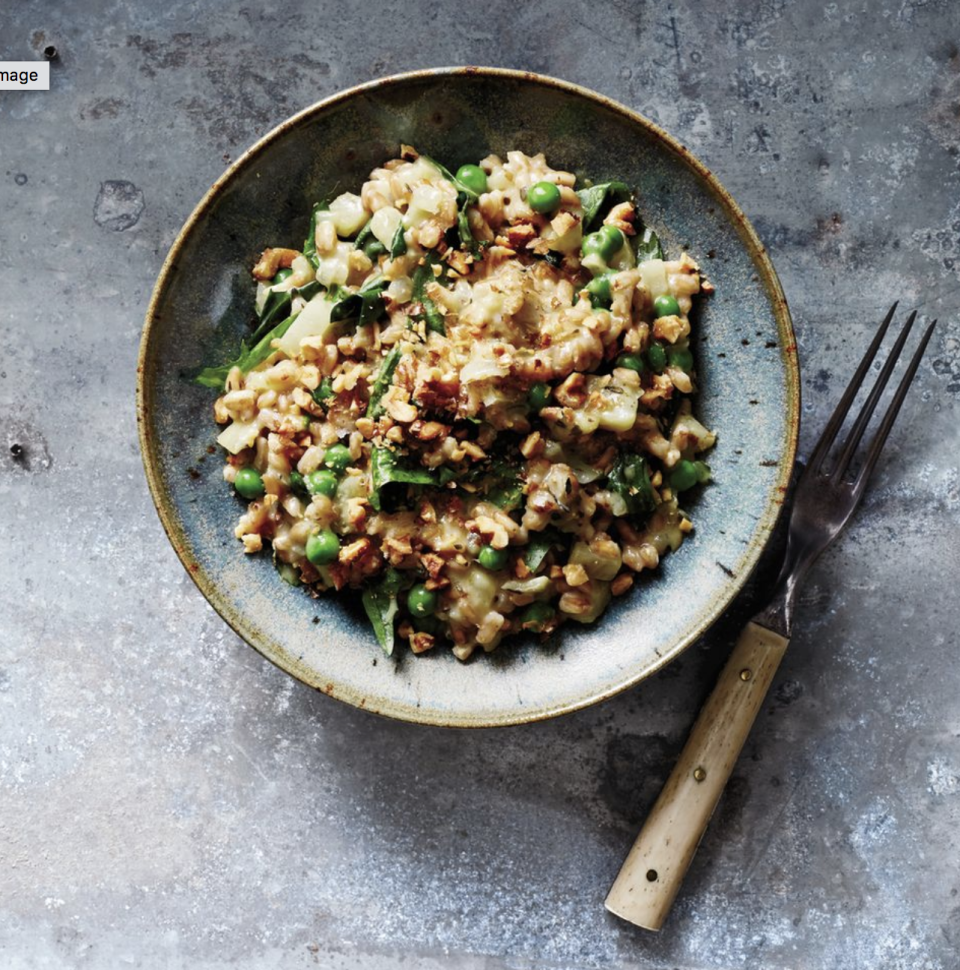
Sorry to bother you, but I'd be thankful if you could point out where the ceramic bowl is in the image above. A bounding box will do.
[138,67,799,727]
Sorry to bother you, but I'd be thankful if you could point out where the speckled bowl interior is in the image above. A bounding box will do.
[138,68,799,727]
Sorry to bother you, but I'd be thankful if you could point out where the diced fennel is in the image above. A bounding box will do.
[569,540,623,582]
[276,296,336,357]
[370,206,404,248]
[314,241,353,287]
[564,580,612,624]
[217,418,259,455]
[327,193,368,237]
[638,258,669,298]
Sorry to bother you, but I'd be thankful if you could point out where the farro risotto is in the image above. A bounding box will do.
[196,147,715,661]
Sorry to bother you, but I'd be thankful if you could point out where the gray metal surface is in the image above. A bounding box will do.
[1,2,958,968]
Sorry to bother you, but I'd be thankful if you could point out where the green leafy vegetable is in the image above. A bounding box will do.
[390,223,407,258]
[420,156,479,255]
[274,558,301,587]
[255,288,292,340]
[361,567,405,655]
[577,181,631,233]
[457,204,476,254]
[354,220,374,250]
[369,447,438,511]
[437,466,458,486]
[303,203,328,268]
[634,224,663,262]
[607,452,657,518]
[523,530,559,572]
[193,311,300,389]
[411,257,446,334]
[365,346,402,419]
[421,156,480,202]
[250,279,322,345]
[330,280,387,327]
[481,460,524,512]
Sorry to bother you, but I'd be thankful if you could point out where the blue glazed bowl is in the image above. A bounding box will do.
[137,68,799,727]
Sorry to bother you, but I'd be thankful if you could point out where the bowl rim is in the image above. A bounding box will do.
[137,65,800,728]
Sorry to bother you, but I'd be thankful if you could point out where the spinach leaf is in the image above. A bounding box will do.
[365,346,401,419]
[354,220,374,250]
[634,224,663,262]
[577,180,631,233]
[457,201,476,254]
[303,203,328,268]
[410,257,446,334]
[361,567,405,655]
[420,156,479,254]
[421,156,479,202]
[193,310,300,389]
[274,557,301,587]
[390,223,407,258]
[254,288,292,340]
[330,279,387,327]
[607,452,657,519]
[369,447,438,512]
[523,530,560,572]
[249,279,322,345]
[481,460,524,512]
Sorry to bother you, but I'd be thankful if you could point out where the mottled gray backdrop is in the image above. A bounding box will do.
[2,1,960,968]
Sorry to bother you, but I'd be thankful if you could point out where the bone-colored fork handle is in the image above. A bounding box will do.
[605,621,790,931]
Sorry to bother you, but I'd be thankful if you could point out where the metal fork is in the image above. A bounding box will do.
[605,304,937,932]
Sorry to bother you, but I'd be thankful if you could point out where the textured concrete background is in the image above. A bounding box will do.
[2,1,960,968]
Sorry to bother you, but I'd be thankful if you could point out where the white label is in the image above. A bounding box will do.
[0,62,50,90]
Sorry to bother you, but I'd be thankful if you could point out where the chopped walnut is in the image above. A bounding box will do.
[559,590,591,615]
[410,631,436,654]
[251,247,299,281]
[242,534,263,554]
[603,201,637,236]
[562,563,589,587]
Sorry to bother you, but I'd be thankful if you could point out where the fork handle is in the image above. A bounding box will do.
[605,620,789,931]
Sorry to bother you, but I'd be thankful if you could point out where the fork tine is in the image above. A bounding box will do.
[831,310,917,481]
[853,320,937,496]
[808,302,898,474]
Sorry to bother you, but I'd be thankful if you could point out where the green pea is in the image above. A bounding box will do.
[668,459,709,493]
[305,468,338,498]
[305,528,340,566]
[234,467,264,500]
[582,228,621,262]
[646,342,668,373]
[585,272,616,307]
[616,353,645,373]
[527,180,561,214]
[478,544,509,571]
[653,294,681,318]
[288,470,309,497]
[667,346,694,372]
[271,267,293,285]
[323,443,352,475]
[528,382,551,412]
[407,583,438,618]
[519,601,555,632]
[581,233,606,260]
[598,224,625,255]
[363,238,387,260]
[456,163,488,196]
